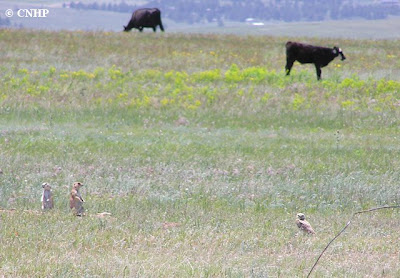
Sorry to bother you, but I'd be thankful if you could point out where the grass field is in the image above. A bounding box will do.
[1,29,400,277]
[2,1,400,39]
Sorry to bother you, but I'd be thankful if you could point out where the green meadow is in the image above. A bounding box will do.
[1,29,400,277]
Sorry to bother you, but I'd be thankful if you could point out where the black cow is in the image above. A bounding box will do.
[124,8,164,32]
[285,41,346,80]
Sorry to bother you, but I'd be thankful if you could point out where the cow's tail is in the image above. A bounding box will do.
[158,12,164,32]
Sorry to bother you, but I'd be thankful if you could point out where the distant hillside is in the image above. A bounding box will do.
[0,15,11,27]
[67,0,400,24]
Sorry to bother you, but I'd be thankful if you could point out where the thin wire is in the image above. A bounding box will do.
[307,205,400,278]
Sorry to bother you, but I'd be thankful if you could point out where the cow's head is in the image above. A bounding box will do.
[123,25,130,32]
[333,46,346,61]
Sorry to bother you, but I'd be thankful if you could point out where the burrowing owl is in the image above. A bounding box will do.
[41,182,54,210]
[296,213,315,235]
[69,182,85,216]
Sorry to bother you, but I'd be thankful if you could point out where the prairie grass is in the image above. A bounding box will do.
[1,29,400,277]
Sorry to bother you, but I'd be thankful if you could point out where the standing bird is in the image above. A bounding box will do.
[69,182,85,216]
[296,213,316,235]
[41,182,54,210]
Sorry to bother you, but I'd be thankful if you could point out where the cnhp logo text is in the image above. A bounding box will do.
[5,9,49,18]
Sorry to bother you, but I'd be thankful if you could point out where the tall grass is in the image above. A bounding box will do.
[1,29,400,277]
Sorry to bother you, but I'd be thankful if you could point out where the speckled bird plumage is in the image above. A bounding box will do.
[296,213,316,235]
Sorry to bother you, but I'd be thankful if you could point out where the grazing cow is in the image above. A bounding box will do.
[285,41,346,80]
[123,8,164,32]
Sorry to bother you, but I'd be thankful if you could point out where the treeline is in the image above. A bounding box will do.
[67,0,400,24]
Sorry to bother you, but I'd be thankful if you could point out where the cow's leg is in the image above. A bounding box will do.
[285,58,294,76]
[315,65,322,80]
[139,27,143,32]
[159,22,165,32]
[153,26,156,32]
